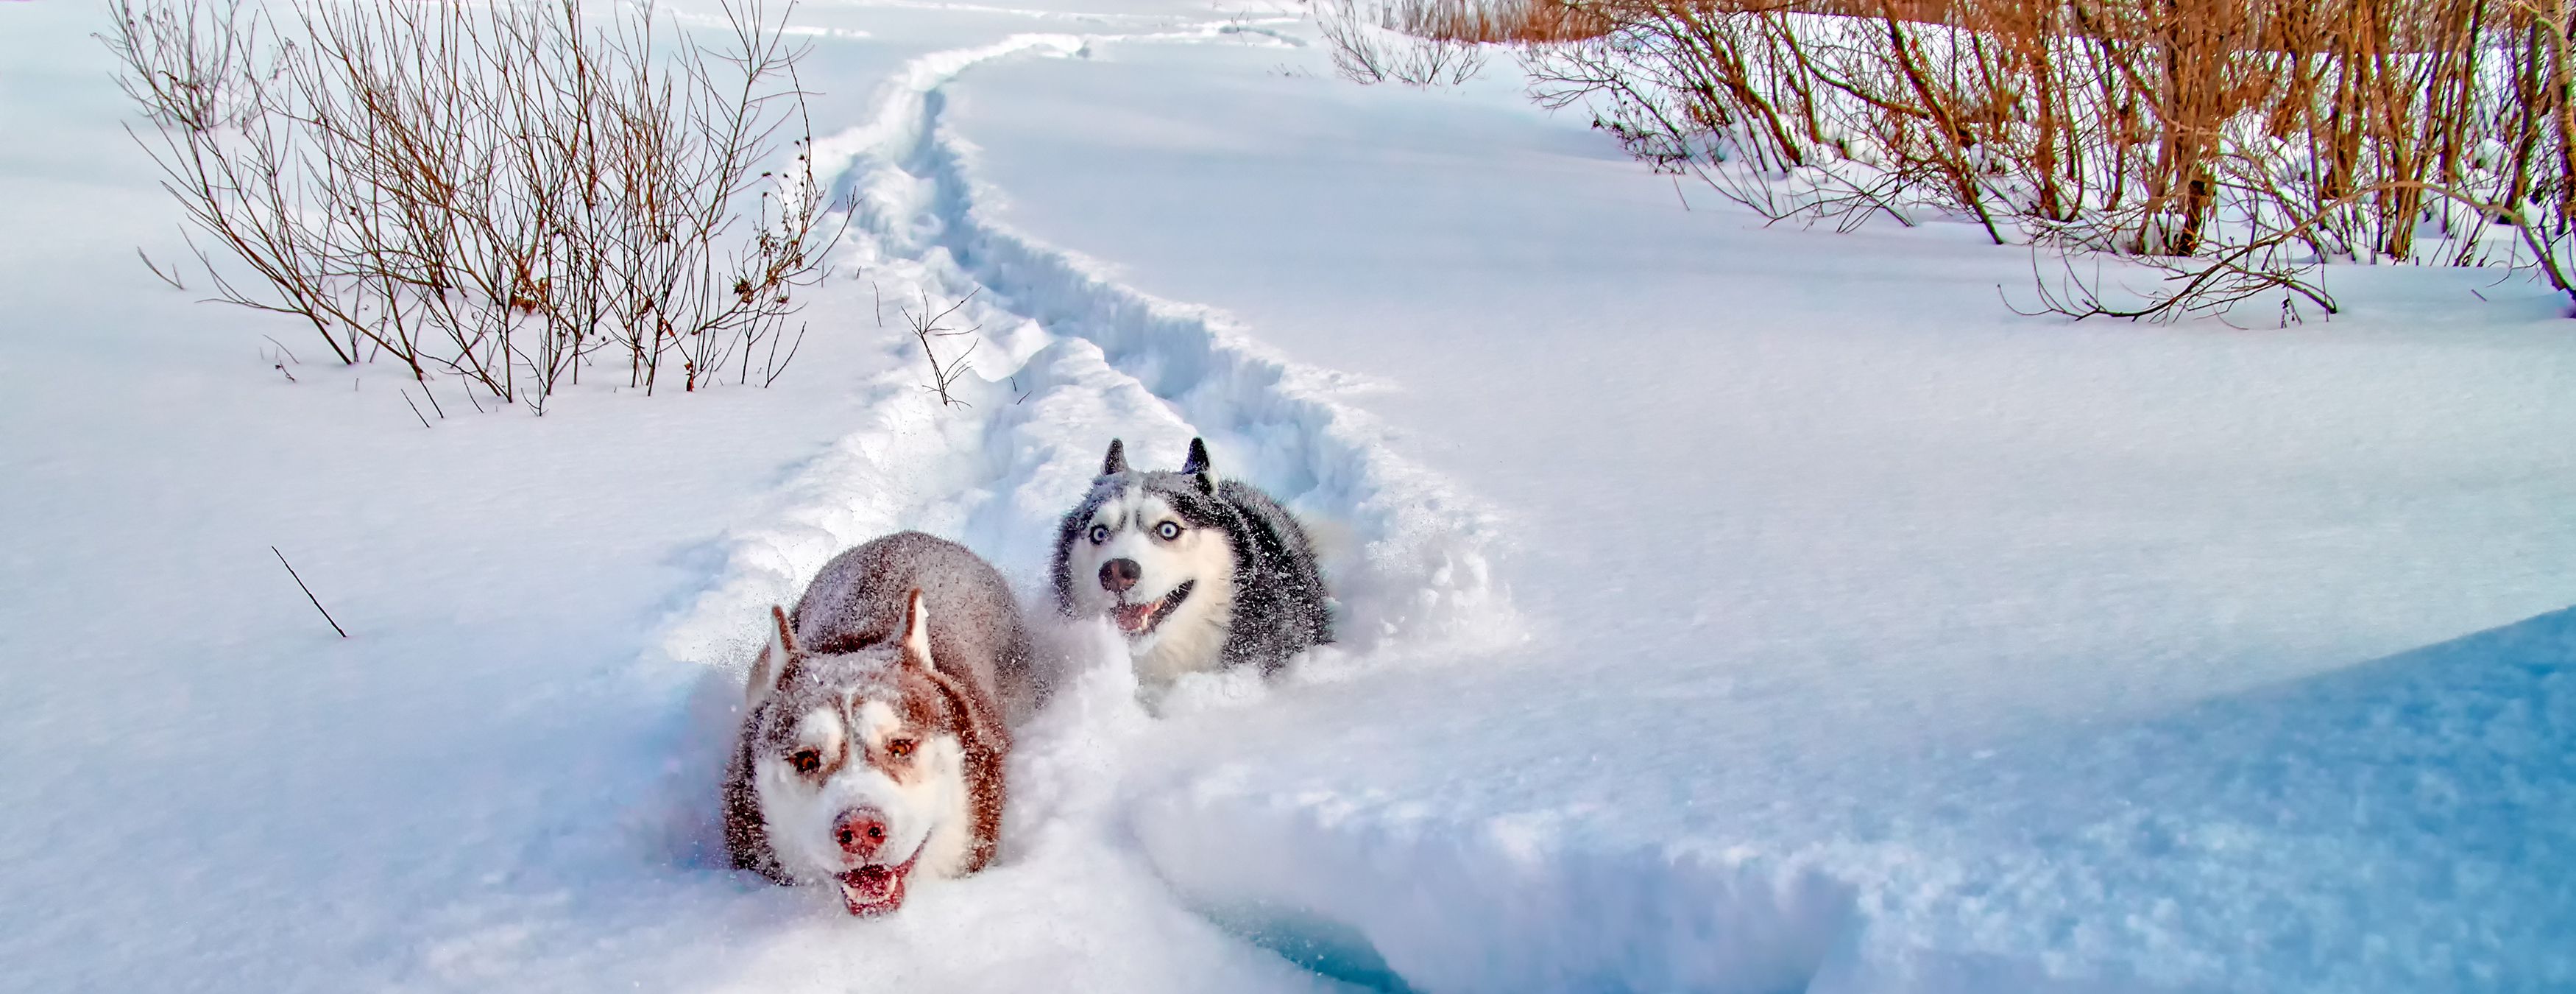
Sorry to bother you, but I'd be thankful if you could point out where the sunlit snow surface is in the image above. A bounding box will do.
[3,0,2572,990]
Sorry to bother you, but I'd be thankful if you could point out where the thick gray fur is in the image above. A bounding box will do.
[1052,438,1333,674]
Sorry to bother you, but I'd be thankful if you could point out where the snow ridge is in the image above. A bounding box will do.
[880,29,1518,663]
[1132,781,1869,993]
[662,27,1518,684]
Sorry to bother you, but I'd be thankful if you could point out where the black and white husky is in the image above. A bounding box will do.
[1051,437,1331,685]
[723,531,1035,917]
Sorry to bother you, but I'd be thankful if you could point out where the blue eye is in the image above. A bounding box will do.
[1089,524,1109,544]
[1156,521,1181,540]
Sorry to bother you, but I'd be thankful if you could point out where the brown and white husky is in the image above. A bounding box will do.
[722,531,1036,916]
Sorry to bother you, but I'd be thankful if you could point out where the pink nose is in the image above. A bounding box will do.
[833,808,890,858]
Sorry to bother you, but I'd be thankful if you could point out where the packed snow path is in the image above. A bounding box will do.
[660,25,1514,677]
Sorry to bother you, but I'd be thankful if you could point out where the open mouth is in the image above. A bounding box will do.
[836,848,921,917]
[1111,580,1193,637]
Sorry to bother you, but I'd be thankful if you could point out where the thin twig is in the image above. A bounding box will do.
[400,388,431,428]
[270,546,347,638]
[138,247,188,290]
[902,287,983,408]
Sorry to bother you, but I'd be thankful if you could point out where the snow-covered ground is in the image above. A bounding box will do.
[4,0,2572,990]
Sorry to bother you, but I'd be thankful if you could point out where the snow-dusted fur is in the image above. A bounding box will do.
[1052,438,1331,683]
[723,532,1033,916]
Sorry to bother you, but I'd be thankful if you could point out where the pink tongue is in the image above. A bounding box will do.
[1114,601,1158,632]
[841,865,907,915]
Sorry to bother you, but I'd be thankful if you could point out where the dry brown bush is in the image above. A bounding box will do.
[1317,0,1625,85]
[1403,0,1618,41]
[1316,0,1496,83]
[1490,0,2576,320]
[102,0,837,412]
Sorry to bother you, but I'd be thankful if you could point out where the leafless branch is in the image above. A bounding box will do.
[138,247,190,291]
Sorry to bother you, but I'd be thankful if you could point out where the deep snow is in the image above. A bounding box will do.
[934,39,2576,991]
[4,0,2574,990]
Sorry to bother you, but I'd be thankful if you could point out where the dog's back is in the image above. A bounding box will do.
[1214,479,1332,671]
[790,531,1037,722]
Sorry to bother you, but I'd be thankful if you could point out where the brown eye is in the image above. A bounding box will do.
[788,749,821,774]
[887,739,916,759]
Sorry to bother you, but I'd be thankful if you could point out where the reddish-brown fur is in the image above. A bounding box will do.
[723,532,1033,889]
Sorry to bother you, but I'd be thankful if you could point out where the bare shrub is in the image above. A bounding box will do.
[1316,0,1495,84]
[1400,0,1618,40]
[1318,0,1616,83]
[102,0,837,411]
[103,0,274,133]
[1524,0,2576,320]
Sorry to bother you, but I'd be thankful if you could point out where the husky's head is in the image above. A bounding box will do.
[1054,439,1238,679]
[739,593,983,916]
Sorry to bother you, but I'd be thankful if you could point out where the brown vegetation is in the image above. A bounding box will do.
[1333,0,2576,320]
[1402,0,1618,41]
[102,0,837,411]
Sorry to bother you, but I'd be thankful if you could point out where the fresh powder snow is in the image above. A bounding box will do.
[1,0,2571,991]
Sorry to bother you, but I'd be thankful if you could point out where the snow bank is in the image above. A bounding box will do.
[926,38,2576,992]
[1136,784,1862,993]
[1131,606,2576,993]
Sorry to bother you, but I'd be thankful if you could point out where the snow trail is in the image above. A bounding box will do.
[662,22,1514,687]
[643,21,1519,988]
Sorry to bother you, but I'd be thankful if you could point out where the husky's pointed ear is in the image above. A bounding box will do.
[746,604,795,708]
[1100,439,1128,476]
[1181,437,1214,494]
[899,588,933,669]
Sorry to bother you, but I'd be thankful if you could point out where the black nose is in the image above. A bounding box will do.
[1100,558,1141,593]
